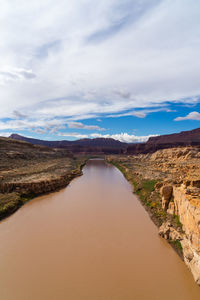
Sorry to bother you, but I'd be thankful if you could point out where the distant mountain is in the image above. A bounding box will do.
[73,138,127,148]
[9,134,127,154]
[10,134,72,147]
[147,128,200,145]
[9,127,200,155]
[126,128,200,154]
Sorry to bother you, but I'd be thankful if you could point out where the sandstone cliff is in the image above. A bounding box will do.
[107,147,200,285]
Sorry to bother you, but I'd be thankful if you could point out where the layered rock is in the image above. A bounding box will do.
[0,171,81,196]
[171,185,200,284]
[107,146,200,285]
[0,137,87,220]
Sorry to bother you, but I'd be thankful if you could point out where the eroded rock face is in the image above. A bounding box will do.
[160,185,173,210]
[0,169,83,196]
[159,218,200,285]
[181,239,200,285]
[167,202,175,215]
[159,178,200,285]
[0,137,87,220]
[173,186,200,254]
[107,146,200,285]
[159,221,183,241]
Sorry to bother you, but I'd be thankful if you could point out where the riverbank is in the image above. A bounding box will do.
[106,149,200,285]
[0,157,88,221]
[0,136,89,221]
[1,158,200,300]
[106,157,184,259]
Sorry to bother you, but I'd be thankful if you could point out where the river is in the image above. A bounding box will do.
[0,159,199,299]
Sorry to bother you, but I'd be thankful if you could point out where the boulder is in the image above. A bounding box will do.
[160,185,173,210]
[159,221,183,241]
[159,221,171,239]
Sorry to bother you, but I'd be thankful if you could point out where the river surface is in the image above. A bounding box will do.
[0,159,200,300]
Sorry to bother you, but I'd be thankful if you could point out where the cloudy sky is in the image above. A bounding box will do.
[0,0,200,143]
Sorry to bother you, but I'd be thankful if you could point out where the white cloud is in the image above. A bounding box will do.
[0,0,199,122]
[67,121,105,131]
[107,107,174,118]
[174,111,200,121]
[58,132,88,139]
[90,133,158,143]
[0,118,65,133]
[0,128,157,143]
[0,132,13,137]
[0,67,36,85]
[131,112,146,118]
[33,128,47,134]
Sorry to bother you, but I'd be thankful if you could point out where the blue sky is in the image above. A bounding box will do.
[0,0,200,143]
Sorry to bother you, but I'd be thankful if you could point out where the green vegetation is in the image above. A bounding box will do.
[108,160,126,174]
[173,214,183,229]
[0,192,40,221]
[142,180,157,193]
[132,179,157,202]
[106,158,167,225]
[156,210,167,218]
[169,239,183,254]
[0,193,22,219]
[20,193,36,204]
[106,156,184,260]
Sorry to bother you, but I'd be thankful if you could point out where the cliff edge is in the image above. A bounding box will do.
[107,146,200,285]
[0,137,87,220]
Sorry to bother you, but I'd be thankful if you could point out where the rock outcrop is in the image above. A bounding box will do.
[160,185,173,210]
[126,128,200,154]
[0,137,87,220]
[171,185,200,284]
[107,146,200,285]
[147,127,200,145]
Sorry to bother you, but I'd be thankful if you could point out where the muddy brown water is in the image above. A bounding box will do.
[0,159,200,300]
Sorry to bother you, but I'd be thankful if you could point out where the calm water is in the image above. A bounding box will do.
[0,159,199,300]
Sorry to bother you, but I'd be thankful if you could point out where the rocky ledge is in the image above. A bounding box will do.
[106,146,200,285]
[0,137,87,220]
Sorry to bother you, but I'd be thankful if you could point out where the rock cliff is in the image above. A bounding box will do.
[0,137,87,220]
[107,146,200,285]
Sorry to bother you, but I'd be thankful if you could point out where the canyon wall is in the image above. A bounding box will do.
[107,147,200,285]
[0,137,87,220]
[160,184,200,284]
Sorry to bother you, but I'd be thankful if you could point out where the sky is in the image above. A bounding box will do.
[0,0,200,143]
